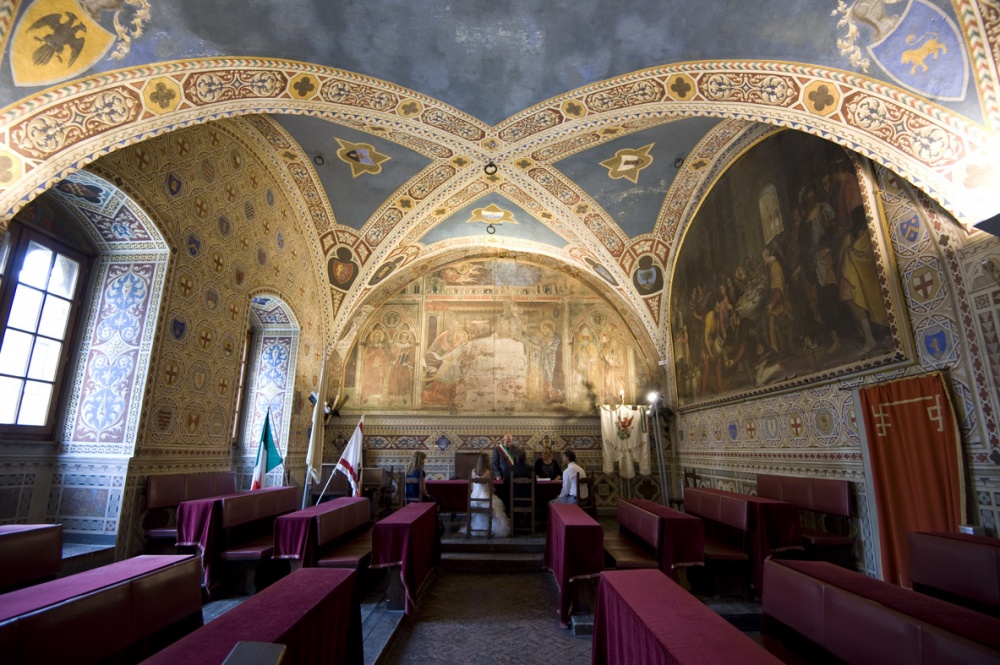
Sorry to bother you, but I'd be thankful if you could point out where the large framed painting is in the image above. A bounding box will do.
[670,130,911,408]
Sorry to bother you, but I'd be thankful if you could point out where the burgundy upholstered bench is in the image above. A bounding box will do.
[628,498,705,580]
[603,499,661,570]
[757,473,853,565]
[763,558,1000,664]
[217,486,299,592]
[909,531,1000,615]
[681,488,751,595]
[144,471,237,546]
[0,554,202,664]
[0,524,62,592]
[272,496,372,569]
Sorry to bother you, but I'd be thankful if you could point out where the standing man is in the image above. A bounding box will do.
[492,432,516,483]
[555,450,588,504]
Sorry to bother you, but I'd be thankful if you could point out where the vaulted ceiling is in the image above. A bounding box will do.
[0,0,996,359]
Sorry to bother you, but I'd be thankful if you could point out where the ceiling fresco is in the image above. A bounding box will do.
[0,0,998,363]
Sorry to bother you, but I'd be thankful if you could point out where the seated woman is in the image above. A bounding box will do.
[534,442,562,480]
[404,451,432,502]
[470,452,511,538]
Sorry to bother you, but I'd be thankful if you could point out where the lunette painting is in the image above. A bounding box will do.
[342,259,650,414]
[670,130,907,408]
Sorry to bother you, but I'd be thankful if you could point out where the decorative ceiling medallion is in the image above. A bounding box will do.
[481,138,502,151]
[0,150,23,185]
[450,155,470,168]
[600,127,622,136]
[665,74,696,101]
[802,80,840,117]
[600,144,654,184]
[515,158,534,170]
[468,203,517,227]
[335,138,390,177]
[11,0,114,87]
[561,99,587,118]
[397,99,423,117]
[288,73,319,99]
[142,77,181,114]
[397,196,414,210]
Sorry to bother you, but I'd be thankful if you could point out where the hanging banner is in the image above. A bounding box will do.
[600,405,650,479]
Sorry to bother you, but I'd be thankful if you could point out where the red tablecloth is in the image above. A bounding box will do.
[689,487,800,593]
[140,568,362,665]
[273,496,369,566]
[175,490,245,589]
[0,523,62,592]
[626,499,704,576]
[0,554,194,622]
[543,502,603,627]
[593,569,784,665]
[427,479,564,514]
[371,502,439,616]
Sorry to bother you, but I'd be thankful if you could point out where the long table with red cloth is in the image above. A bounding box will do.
[626,498,704,576]
[176,485,290,590]
[684,487,800,593]
[543,502,603,628]
[593,569,784,665]
[0,523,62,592]
[371,501,439,617]
[140,567,362,665]
[273,496,370,567]
[0,555,202,664]
[426,479,563,513]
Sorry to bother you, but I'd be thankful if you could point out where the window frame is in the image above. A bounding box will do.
[0,222,93,440]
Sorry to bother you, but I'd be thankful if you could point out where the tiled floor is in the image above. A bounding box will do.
[380,571,593,665]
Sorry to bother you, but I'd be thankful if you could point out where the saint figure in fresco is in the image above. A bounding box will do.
[360,327,388,404]
[421,330,469,406]
[600,325,626,403]
[387,328,415,404]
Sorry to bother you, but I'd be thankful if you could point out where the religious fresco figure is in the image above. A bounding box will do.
[387,328,415,404]
[600,325,626,403]
[574,326,601,397]
[526,320,565,403]
[421,330,468,406]
[360,327,389,404]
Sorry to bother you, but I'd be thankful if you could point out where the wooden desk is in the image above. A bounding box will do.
[593,569,783,665]
[140,568,362,665]
[273,496,370,567]
[371,502,439,616]
[543,502,603,628]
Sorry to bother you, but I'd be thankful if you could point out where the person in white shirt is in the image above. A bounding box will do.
[555,450,587,504]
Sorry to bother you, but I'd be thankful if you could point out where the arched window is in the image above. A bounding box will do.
[0,222,94,436]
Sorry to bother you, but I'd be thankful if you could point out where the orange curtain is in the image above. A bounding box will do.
[858,372,964,587]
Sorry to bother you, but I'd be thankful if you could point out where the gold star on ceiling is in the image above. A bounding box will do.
[335,138,390,177]
[600,143,655,184]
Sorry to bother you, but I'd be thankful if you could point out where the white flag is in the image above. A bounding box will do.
[335,416,364,497]
[305,355,329,486]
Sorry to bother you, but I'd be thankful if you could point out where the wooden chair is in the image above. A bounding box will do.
[466,477,494,539]
[403,475,422,505]
[578,476,597,518]
[454,452,480,480]
[509,475,535,536]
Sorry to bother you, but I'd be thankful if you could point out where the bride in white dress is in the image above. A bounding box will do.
[470,453,511,538]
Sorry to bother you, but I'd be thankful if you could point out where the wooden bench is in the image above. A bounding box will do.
[217,486,299,592]
[0,524,62,593]
[593,569,784,665]
[628,498,705,580]
[144,471,237,546]
[272,496,373,570]
[0,555,202,664]
[139,568,363,665]
[685,487,800,596]
[603,499,662,571]
[757,473,853,566]
[763,558,1000,664]
[909,531,1000,616]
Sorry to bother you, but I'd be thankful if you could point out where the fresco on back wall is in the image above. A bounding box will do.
[342,259,649,414]
[670,131,908,408]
